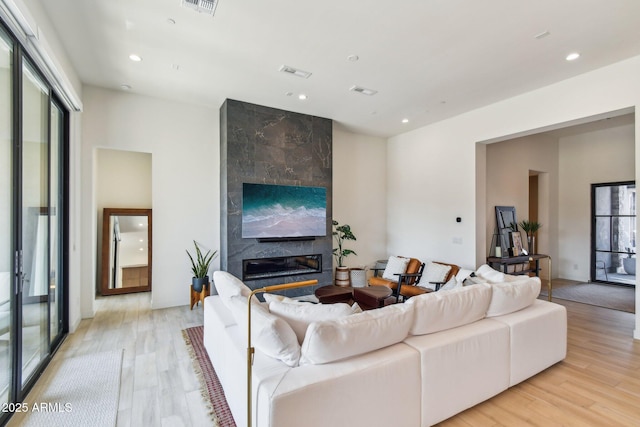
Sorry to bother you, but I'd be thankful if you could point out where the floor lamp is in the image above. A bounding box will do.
[247,279,318,427]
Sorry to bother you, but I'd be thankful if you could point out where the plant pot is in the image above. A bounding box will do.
[192,276,209,293]
[623,257,636,275]
[335,267,351,287]
[350,268,367,288]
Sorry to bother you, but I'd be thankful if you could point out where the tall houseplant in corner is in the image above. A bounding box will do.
[332,220,356,286]
[186,240,218,292]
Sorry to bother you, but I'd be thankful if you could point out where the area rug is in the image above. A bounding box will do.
[182,326,236,427]
[540,283,635,313]
[21,349,123,427]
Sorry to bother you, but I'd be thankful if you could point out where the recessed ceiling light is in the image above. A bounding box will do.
[139,248,144,251]
[120,84,132,91]
[402,118,409,124]
[172,64,180,71]
[167,18,176,24]
[285,91,293,97]
[566,52,580,61]
[347,54,359,62]
[129,54,142,62]
[298,94,308,100]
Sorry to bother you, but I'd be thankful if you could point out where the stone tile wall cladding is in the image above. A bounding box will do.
[220,99,333,296]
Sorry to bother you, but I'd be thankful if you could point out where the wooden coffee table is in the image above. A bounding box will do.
[315,285,395,310]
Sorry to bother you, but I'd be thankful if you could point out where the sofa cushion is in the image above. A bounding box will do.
[382,256,410,280]
[227,295,301,367]
[300,303,414,365]
[486,277,541,317]
[268,300,355,343]
[406,283,492,335]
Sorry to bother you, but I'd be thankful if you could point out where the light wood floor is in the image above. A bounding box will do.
[8,292,211,427]
[439,296,640,426]
[8,290,640,426]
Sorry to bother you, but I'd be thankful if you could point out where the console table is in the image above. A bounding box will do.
[486,254,552,301]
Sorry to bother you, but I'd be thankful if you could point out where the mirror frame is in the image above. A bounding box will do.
[101,208,152,295]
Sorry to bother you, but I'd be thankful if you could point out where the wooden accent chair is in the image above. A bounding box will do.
[399,262,460,300]
[369,257,425,301]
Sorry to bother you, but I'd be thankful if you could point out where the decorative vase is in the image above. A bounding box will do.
[529,235,536,255]
[349,268,367,288]
[192,276,209,293]
[335,267,351,287]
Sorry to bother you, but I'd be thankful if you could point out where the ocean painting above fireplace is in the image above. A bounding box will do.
[242,183,327,239]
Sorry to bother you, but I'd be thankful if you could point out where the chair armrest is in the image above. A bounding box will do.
[428,281,446,291]
[393,272,423,299]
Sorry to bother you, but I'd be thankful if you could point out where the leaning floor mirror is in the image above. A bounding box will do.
[101,208,152,295]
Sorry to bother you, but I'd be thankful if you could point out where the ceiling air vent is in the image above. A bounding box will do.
[182,0,219,16]
[279,65,312,79]
[349,85,378,96]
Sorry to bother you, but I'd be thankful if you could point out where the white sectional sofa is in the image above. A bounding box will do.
[203,269,567,427]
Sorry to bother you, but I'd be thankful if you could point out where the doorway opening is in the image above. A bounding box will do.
[592,181,636,286]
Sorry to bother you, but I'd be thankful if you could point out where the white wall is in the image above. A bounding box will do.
[96,148,152,291]
[81,86,219,312]
[332,124,388,269]
[388,55,640,338]
[558,122,635,281]
[486,133,559,280]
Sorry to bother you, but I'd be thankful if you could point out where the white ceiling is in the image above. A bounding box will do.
[39,0,640,137]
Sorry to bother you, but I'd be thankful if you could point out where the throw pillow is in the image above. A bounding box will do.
[439,275,461,291]
[406,283,493,335]
[476,264,506,283]
[300,303,414,365]
[382,256,410,281]
[423,262,452,283]
[227,295,301,367]
[486,277,541,317]
[263,293,306,304]
[213,271,259,309]
[462,273,486,286]
[269,301,355,343]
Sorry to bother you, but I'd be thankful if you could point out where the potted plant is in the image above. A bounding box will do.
[623,247,636,275]
[186,240,218,292]
[332,220,357,286]
[518,220,542,254]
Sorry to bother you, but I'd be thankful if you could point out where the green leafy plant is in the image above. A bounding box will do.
[332,220,357,267]
[186,240,218,278]
[518,220,542,237]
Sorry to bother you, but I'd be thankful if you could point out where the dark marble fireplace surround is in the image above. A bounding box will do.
[220,99,333,297]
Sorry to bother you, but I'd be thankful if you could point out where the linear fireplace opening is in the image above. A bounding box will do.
[243,254,322,281]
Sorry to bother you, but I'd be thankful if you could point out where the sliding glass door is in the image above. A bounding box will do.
[0,21,68,423]
[0,26,13,408]
[20,59,50,384]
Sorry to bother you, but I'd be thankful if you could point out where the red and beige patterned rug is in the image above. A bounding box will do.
[182,326,237,427]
